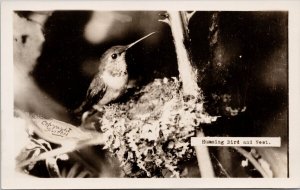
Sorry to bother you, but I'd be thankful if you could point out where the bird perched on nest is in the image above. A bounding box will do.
[75,32,156,121]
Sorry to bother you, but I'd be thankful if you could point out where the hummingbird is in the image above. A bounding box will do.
[75,32,156,119]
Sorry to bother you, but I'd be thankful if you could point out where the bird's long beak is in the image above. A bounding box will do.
[125,32,156,50]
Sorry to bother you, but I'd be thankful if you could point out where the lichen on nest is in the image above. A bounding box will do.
[86,77,217,177]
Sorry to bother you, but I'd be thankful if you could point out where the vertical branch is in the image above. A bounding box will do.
[195,130,215,177]
[167,11,199,96]
[163,11,215,177]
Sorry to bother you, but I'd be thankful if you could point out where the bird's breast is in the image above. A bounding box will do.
[102,71,128,90]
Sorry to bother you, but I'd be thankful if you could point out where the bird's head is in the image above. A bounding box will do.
[99,32,156,76]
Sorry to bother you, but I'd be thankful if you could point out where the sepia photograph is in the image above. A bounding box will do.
[1,1,300,189]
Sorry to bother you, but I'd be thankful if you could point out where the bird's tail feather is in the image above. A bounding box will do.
[74,101,89,117]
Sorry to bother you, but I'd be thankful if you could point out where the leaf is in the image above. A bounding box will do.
[31,117,93,144]
[60,163,92,178]
[46,157,61,177]
[16,137,52,171]
[15,111,105,169]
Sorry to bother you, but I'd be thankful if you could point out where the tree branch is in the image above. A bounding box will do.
[167,11,199,96]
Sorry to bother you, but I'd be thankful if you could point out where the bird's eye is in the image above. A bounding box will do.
[111,53,117,59]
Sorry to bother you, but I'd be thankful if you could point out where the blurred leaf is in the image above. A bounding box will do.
[60,163,92,178]
[15,110,104,172]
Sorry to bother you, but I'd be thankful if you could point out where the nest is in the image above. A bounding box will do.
[86,77,217,177]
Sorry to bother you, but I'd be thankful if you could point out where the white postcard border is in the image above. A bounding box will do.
[1,0,300,188]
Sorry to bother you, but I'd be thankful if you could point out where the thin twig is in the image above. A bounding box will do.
[17,135,104,168]
[17,144,76,168]
[232,146,271,178]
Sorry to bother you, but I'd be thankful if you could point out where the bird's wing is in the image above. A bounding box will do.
[86,75,107,104]
[75,75,107,115]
